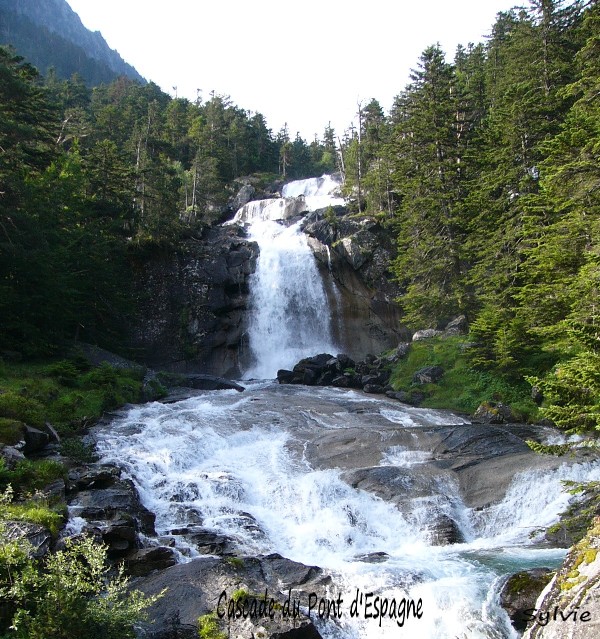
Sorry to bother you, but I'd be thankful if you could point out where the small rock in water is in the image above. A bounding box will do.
[355,551,390,563]
[427,514,464,546]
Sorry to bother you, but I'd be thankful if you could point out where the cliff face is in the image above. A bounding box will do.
[303,210,408,358]
[0,0,144,83]
[130,226,258,378]
[129,207,405,377]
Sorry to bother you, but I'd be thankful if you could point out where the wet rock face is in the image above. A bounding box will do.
[303,211,408,359]
[67,469,156,558]
[130,225,258,377]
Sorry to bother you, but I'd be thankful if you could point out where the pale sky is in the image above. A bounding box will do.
[66,0,521,141]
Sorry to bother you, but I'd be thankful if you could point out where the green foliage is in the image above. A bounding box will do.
[390,337,538,419]
[59,437,98,463]
[525,319,600,434]
[0,534,162,638]
[0,459,65,496]
[525,440,573,456]
[0,486,64,536]
[0,360,142,434]
[197,613,227,639]
[0,394,44,428]
[1,45,332,357]
[0,420,24,447]
[42,360,81,387]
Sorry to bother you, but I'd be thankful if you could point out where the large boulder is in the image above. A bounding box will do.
[23,426,50,453]
[135,554,326,639]
[230,183,256,210]
[0,445,26,468]
[473,401,517,424]
[443,315,468,336]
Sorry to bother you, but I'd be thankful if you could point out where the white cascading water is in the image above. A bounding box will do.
[93,384,600,639]
[231,175,343,378]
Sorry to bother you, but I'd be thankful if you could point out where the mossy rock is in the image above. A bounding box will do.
[546,483,600,547]
[500,568,554,631]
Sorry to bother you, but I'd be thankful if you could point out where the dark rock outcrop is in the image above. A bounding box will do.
[67,476,156,557]
[303,213,408,358]
[135,554,326,639]
[3,521,52,558]
[124,546,178,577]
[130,225,258,376]
[278,352,397,395]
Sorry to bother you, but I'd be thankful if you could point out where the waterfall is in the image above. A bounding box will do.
[232,174,343,379]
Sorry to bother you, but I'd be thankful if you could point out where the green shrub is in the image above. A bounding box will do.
[60,437,98,463]
[197,613,227,639]
[389,337,539,420]
[0,394,44,428]
[0,534,163,638]
[0,459,66,496]
[43,361,80,387]
[0,486,64,536]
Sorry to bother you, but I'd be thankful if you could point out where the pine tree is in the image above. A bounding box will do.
[389,45,467,326]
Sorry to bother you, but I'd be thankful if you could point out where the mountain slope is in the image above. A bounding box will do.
[0,0,145,84]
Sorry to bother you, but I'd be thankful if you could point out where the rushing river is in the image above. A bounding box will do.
[93,383,600,638]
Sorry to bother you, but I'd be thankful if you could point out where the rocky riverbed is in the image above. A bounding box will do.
[70,383,600,638]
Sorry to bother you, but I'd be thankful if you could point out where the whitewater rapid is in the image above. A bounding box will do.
[93,383,600,639]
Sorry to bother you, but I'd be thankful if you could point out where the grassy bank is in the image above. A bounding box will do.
[389,336,540,421]
[0,354,148,534]
[0,356,145,449]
